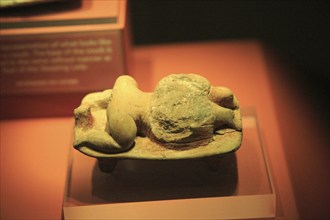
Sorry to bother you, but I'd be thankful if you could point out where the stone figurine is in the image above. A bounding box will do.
[74,74,242,172]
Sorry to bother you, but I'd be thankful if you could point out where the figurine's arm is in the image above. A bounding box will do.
[107,108,137,150]
[74,89,128,153]
[106,76,142,151]
[74,76,149,153]
[74,129,123,153]
[74,106,124,153]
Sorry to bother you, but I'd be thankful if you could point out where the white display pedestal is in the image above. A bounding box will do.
[63,109,275,219]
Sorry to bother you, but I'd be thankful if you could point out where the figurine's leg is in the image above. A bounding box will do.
[211,102,242,131]
[209,86,239,109]
[98,158,118,173]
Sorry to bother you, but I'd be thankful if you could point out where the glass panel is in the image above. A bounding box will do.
[63,107,275,219]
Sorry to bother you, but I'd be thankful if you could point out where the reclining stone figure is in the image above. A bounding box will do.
[74,74,242,155]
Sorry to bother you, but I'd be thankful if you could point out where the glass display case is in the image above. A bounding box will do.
[63,108,275,219]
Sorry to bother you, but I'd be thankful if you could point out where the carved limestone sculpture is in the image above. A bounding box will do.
[74,74,242,172]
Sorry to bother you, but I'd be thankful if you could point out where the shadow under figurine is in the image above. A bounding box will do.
[73,74,242,173]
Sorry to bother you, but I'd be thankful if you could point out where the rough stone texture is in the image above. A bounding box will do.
[73,74,242,159]
[149,74,215,144]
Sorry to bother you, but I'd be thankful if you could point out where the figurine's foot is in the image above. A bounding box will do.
[98,158,118,173]
[212,104,242,131]
[232,109,242,131]
[209,86,239,109]
[219,109,242,131]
